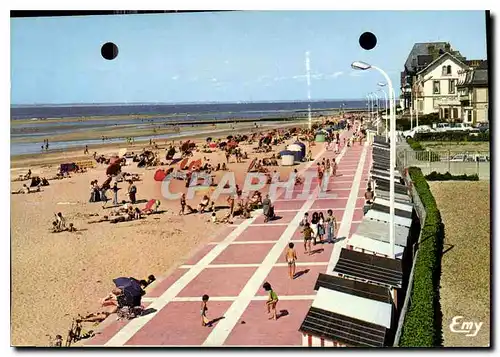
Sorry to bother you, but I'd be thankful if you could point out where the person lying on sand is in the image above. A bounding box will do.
[87,216,109,224]
[12,184,31,194]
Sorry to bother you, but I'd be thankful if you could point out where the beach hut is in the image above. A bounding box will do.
[280,150,295,166]
[287,143,303,162]
[315,132,326,142]
[293,141,306,159]
[299,274,393,347]
[333,248,403,309]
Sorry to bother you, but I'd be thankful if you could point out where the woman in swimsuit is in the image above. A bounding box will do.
[285,242,297,279]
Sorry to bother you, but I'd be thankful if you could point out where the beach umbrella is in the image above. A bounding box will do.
[109,156,122,165]
[247,158,257,172]
[113,277,144,306]
[106,162,121,176]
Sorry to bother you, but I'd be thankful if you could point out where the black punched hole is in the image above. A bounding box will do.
[101,42,119,60]
[359,32,377,51]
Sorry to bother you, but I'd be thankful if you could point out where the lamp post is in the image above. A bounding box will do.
[414,75,433,127]
[378,82,396,141]
[372,92,381,135]
[352,61,395,259]
[377,87,389,141]
[366,94,373,121]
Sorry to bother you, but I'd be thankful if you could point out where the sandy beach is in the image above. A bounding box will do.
[11,119,328,346]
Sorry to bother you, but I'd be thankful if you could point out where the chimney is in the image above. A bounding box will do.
[445,43,451,52]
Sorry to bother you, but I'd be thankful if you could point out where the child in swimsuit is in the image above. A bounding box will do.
[262,282,279,320]
[285,242,298,279]
[201,294,211,327]
[302,223,313,255]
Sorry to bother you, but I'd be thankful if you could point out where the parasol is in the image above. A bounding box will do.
[247,158,257,172]
[106,162,121,176]
[113,277,144,307]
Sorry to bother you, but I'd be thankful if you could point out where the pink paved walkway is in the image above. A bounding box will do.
[86,132,372,347]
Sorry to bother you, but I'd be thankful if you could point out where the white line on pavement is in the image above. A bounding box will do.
[326,144,368,273]
[202,144,350,346]
[104,214,260,346]
[179,262,328,269]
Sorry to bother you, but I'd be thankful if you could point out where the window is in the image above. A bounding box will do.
[449,79,456,94]
[453,108,458,119]
[442,66,447,76]
[447,65,452,75]
[443,108,450,119]
[433,80,441,94]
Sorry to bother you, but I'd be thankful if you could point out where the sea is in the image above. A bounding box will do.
[11,99,366,156]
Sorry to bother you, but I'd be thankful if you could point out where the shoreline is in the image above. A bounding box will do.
[10,120,315,169]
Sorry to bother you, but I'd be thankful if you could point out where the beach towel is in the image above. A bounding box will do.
[154,169,167,182]
[142,199,157,212]
[187,160,196,171]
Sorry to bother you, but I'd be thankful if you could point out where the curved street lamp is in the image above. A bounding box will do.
[377,88,389,141]
[371,92,381,135]
[352,61,396,259]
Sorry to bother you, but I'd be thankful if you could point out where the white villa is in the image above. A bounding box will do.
[412,52,470,120]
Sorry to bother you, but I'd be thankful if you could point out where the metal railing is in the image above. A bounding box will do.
[393,172,427,346]
[397,149,490,179]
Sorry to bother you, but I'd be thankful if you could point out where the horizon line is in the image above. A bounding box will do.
[11,98,368,107]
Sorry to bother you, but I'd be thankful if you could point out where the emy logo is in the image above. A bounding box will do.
[449,316,483,337]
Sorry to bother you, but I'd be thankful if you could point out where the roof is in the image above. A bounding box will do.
[404,42,465,73]
[370,203,412,219]
[373,136,390,147]
[333,248,403,288]
[355,218,410,247]
[314,273,392,304]
[416,51,470,75]
[312,287,393,328]
[365,208,413,227]
[299,306,387,347]
[458,67,488,88]
[375,188,412,204]
[348,234,406,259]
[373,179,409,196]
[374,197,413,212]
[371,172,403,185]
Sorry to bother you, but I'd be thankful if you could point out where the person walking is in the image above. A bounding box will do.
[325,209,337,244]
[111,182,119,205]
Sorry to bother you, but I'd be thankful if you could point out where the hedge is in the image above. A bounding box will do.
[414,131,490,142]
[425,171,479,181]
[399,167,444,347]
[406,138,441,162]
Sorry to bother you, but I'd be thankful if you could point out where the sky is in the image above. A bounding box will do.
[10,11,487,105]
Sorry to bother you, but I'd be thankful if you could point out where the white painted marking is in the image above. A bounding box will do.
[104,214,260,346]
[203,143,350,346]
[142,297,156,303]
[179,262,328,269]
[326,145,368,273]
[172,295,316,302]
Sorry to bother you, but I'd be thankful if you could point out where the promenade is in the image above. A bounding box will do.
[86,131,371,347]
